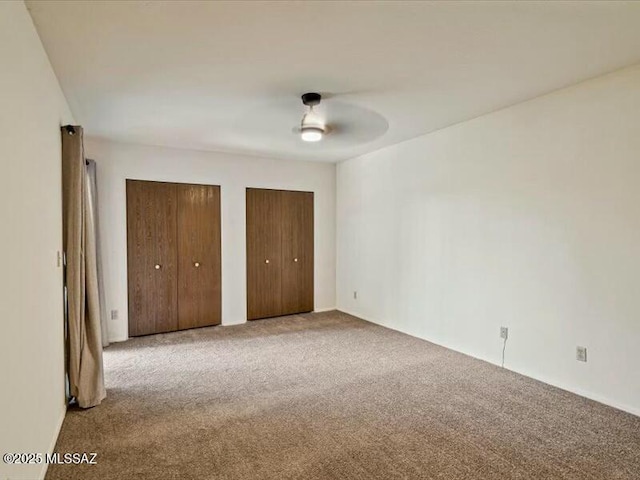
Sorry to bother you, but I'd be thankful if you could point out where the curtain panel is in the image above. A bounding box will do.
[61,126,106,408]
[86,159,109,348]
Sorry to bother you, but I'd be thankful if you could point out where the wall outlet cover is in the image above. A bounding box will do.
[500,326,509,340]
[576,346,587,362]
[111,309,119,321]
[353,291,358,300]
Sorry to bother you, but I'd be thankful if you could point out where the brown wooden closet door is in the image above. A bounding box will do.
[126,180,178,336]
[246,188,282,320]
[281,191,314,315]
[177,184,222,329]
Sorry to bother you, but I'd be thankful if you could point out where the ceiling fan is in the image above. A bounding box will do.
[233,90,388,147]
[293,91,389,146]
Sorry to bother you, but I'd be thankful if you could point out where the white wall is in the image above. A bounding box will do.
[337,64,640,416]
[0,2,74,480]
[85,138,336,342]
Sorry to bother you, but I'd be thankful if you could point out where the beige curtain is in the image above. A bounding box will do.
[86,159,109,348]
[62,126,106,408]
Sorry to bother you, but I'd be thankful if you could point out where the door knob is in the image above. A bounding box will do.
[154,264,161,270]
[194,262,200,268]
[294,258,298,262]
[265,259,270,264]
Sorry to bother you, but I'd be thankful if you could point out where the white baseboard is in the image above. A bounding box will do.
[108,311,338,338]
[505,365,640,418]
[221,320,246,326]
[336,307,360,318]
[313,307,337,313]
[108,334,128,343]
[39,406,66,479]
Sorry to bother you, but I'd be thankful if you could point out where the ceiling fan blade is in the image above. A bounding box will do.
[232,96,389,149]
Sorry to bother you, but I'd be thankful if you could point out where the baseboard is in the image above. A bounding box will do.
[109,311,338,336]
[39,406,66,479]
[313,307,337,313]
[505,365,640,418]
[336,308,361,318]
[335,308,640,418]
[221,320,246,327]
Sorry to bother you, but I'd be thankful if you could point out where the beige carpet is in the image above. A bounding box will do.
[47,311,640,480]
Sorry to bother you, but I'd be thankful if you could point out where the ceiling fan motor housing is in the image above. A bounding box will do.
[301,92,322,107]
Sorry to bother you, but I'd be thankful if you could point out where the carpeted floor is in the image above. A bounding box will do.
[47,311,640,480]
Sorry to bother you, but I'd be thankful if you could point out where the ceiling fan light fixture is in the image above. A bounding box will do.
[300,125,324,142]
[299,92,325,142]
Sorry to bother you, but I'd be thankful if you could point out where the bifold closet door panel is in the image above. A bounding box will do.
[126,180,178,336]
[177,184,222,329]
[281,191,314,315]
[246,188,283,320]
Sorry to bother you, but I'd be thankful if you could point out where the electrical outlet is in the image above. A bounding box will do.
[576,346,587,362]
[111,310,119,321]
[500,326,509,340]
[353,291,358,300]
[56,251,62,268]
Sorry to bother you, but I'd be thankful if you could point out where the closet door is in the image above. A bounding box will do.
[177,184,222,329]
[281,191,314,315]
[246,188,282,320]
[126,180,178,336]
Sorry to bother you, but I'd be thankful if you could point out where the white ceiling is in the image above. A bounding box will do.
[27,1,640,162]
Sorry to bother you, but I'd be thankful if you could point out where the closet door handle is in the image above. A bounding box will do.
[154,264,161,270]
[293,258,298,263]
[194,262,200,268]
[265,259,270,264]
